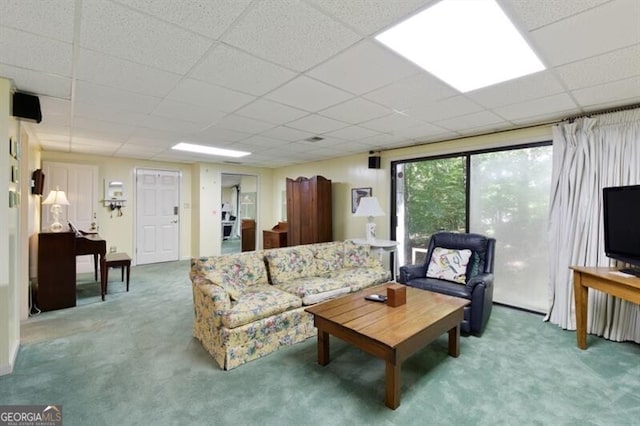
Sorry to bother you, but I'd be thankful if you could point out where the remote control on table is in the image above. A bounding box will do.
[365,294,387,302]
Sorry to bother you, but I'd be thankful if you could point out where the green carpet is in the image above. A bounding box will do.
[2,260,639,425]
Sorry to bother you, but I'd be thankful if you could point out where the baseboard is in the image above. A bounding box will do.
[0,340,19,376]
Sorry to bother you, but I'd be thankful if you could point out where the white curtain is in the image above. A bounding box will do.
[546,108,640,343]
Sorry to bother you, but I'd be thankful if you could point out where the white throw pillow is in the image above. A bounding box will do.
[426,247,472,284]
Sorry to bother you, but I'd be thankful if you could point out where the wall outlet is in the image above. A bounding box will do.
[109,246,117,253]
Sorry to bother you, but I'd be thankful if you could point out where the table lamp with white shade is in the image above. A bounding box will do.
[354,196,385,243]
[42,187,70,232]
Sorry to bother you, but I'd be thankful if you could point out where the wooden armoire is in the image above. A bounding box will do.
[286,175,332,245]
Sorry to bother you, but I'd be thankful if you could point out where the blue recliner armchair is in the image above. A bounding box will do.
[398,232,495,335]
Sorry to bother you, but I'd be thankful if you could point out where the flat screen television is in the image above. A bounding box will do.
[603,184,640,276]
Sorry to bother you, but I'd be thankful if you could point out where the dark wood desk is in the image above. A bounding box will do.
[76,233,107,284]
[263,221,287,249]
[241,219,256,252]
[35,231,107,311]
[571,266,640,349]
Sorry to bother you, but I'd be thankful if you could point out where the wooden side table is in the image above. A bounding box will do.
[103,252,131,299]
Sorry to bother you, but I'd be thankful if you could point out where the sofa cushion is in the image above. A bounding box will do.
[313,242,344,275]
[275,276,350,305]
[265,246,317,285]
[405,277,472,299]
[343,241,373,267]
[221,285,302,329]
[200,252,269,300]
[426,247,472,284]
[329,266,389,292]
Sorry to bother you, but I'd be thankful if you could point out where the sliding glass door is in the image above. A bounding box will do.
[392,143,552,312]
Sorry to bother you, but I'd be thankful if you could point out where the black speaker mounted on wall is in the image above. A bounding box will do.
[31,169,45,195]
[368,156,381,169]
[13,92,42,123]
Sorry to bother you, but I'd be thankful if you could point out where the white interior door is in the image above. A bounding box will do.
[42,161,98,273]
[136,169,180,265]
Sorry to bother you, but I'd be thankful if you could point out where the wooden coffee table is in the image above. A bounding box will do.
[305,283,469,409]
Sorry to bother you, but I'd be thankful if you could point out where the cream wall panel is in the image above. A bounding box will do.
[41,151,193,263]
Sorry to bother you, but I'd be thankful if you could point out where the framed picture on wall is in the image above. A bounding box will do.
[351,187,372,213]
[9,137,17,158]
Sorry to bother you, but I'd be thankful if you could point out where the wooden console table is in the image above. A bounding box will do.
[571,266,640,349]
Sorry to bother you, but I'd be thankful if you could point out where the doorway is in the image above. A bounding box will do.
[221,173,257,254]
[135,168,180,264]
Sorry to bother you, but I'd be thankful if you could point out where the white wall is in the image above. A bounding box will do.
[0,77,20,375]
[41,151,193,262]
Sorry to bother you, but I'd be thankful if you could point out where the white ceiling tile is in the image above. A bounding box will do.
[493,93,578,121]
[309,40,420,94]
[3,0,638,168]
[555,44,640,90]
[0,64,72,98]
[76,49,181,97]
[0,0,75,42]
[435,111,510,132]
[72,136,122,148]
[80,0,213,74]
[286,114,349,134]
[115,0,252,39]
[530,0,640,66]
[466,71,564,108]
[260,126,313,142]
[502,0,612,31]
[356,132,413,147]
[214,114,275,134]
[115,143,166,156]
[190,44,296,96]
[222,0,361,71]
[265,75,353,112]
[571,76,640,108]
[139,114,205,134]
[71,143,118,155]
[123,137,173,148]
[0,26,72,76]
[235,99,308,124]
[308,0,433,35]
[74,81,161,114]
[34,130,71,143]
[394,123,450,140]
[151,99,226,125]
[363,72,458,110]
[319,97,392,124]
[166,78,255,112]
[239,135,291,149]
[72,116,135,138]
[325,125,380,140]
[194,125,252,143]
[39,140,71,151]
[361,113,427,132]
[128,127,184,142]
[408,96,484,122]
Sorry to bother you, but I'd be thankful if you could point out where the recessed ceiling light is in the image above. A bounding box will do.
[171,143,250,158]
[375,0,545,92]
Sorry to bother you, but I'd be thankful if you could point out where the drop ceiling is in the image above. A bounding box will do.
[1,0,639,168]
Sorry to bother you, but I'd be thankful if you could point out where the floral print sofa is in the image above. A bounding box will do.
[190,240,389,370]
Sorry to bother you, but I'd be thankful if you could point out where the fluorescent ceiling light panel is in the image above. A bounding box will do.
[375,0,545,92]
[172,143,250,157]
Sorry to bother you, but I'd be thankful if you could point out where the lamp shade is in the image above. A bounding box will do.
[42,189,70,206]
[354,197,385,217]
